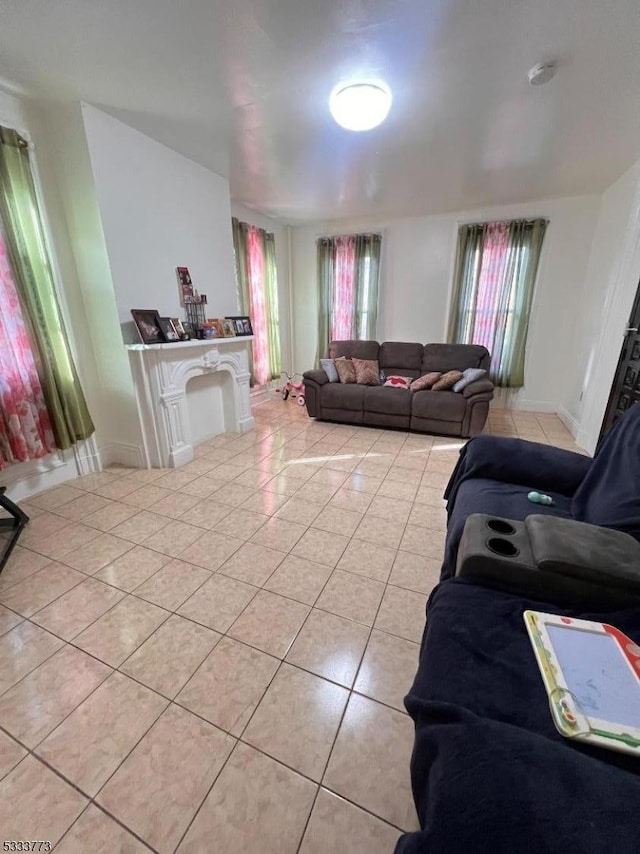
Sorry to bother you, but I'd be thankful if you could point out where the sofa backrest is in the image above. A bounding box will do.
[328,340,380,361]
[379,342,424,379]
[422,343,491,373]
[326,340,491,376]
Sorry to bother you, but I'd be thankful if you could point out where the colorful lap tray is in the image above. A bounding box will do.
[524,609,640,757]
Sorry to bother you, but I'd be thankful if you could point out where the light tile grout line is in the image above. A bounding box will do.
[0,409,580,850]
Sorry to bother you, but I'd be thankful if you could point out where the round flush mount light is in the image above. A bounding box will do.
[329,82,392,131]
[528,62,557,86]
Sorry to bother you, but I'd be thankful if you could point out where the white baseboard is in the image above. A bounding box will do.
[99,442,145,469]
[557,406,580,438]
[490,391,557,413]
[3,452,81,503]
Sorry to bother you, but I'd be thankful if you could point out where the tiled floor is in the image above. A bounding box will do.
[0,403,582,852]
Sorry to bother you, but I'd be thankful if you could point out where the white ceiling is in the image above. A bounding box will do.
[1,0,639,222]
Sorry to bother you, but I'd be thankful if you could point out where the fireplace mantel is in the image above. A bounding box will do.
[126,337,255,468]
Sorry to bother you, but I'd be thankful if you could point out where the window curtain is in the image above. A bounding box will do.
[0,229,56,468]
[447,218,547,387]
[0,126,94,449]
[316,233,381,364]
[232,217,281,386]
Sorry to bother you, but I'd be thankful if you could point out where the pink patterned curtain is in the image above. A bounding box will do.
[331,236,356,340]
[0,230,55,469]
[246,226,270,385]
[471,221,511,350]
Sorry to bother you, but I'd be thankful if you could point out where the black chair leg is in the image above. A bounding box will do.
[0,487,29,575]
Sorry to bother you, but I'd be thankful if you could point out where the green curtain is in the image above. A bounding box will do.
[447,218,547,388]
[0,126,95,448]
[232,217,250,315]
[316,233,382,364]
[315,238,334,366]
[355,233,381,339]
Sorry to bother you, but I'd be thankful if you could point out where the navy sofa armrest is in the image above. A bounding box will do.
[462,378,494,398]
[445,436,591,507]
[303,369,329,386]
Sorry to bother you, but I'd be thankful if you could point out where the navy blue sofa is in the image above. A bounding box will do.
[395,579,640,854]
[441,403,640,579]
[395,405,640,853]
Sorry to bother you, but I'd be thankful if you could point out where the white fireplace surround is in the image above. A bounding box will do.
[126,337,255,468]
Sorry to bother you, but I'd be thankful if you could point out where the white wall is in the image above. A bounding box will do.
[81,104,238,342]
[230,201,293,375]
[291,195,601,412]
[569,157,640,452]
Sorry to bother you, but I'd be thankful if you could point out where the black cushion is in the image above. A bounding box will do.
[422,343,490,373]
[328,340,379,360]
[379,341,424,372]
[412,390,466,421]
[364,385,413,416]
[321,383,366,411]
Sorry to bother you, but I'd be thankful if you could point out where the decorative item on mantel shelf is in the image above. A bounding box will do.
[185,292,208,333]
[158,317,180,342]
[227,315,253,336]
[176,266,194,306]
[220,318,236,338]
[131,309,166,344]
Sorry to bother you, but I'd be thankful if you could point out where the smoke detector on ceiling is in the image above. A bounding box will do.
[528,62,557,85]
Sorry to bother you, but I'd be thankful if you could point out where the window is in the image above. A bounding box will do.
[232,218,281,386]
[447,219,547,387]
[316,233,381,361]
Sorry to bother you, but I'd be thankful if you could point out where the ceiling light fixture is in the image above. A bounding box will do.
[329,82,392,131]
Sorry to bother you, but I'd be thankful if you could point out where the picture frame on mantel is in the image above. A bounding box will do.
[158,317,180,342]
[220,318,236,338]
[226,315,253,336]
[131,309,166,344]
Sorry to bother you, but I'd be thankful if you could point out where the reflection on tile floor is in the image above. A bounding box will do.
[0,403,582,851]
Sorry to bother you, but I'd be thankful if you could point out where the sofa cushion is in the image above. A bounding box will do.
[320,358,339,382]
[335,357,356,383]
[365,385,413,416]
[379,342,424,378]
[329,340,380,361]
[411,371,442,391]
[422,343,490,373]
[412,389,466,421]
[432,370,464,391]
[383,375,412,389]
[353,358,380,386]
[321,382,366,411]
[453,367,487,392]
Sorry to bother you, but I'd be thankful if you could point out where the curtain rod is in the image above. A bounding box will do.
[460,217,549,227]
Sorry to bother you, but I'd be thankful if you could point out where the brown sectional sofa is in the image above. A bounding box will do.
[303,340,494,437]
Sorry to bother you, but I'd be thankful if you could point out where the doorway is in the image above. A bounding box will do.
[599,278,640,440]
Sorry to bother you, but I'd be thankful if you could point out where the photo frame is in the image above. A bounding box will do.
[158,317,180,342]
[221,318,236,338]
[171,318,188,339]
[176,267,194,305]
[131,309,166,344]
[207,318,225,338]
[226,315,253,336]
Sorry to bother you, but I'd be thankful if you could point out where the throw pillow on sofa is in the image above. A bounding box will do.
[432,370,464,391]
[383,375,412,389]
[352,358,380,385]
[335,356,356,384]
[452,367,487,392]
[320,358,340,382]
[410,371,442,391]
